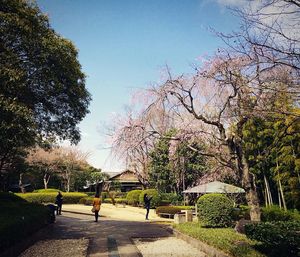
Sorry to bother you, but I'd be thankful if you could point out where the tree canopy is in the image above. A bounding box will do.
[0,0,91,176]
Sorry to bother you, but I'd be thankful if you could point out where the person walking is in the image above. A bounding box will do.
[55,191,63,215]
[92,193,101,222]
[144,193,152,220]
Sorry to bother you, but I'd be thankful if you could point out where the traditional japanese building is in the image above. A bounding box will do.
[108,170,143,192]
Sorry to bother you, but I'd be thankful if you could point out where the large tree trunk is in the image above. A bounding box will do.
[19,173,25,193]
[242,156,261,221]
[231,133,261,222]
[43,173,50,189]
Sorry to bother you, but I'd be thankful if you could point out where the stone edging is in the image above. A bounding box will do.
[171,228,230,257]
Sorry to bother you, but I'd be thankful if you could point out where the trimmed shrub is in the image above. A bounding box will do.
[33,188,60,193]
[115,198,127,204]
[231,205,251,221]
[261,205,300,222]
[0,192,27,203]
[173,205,194,210]
[126,190,142,206]
[156,206,182,215]
[16,192,88,204]
[245,221,300,256]
[197,193,234,228]
[139,189,161,208]
[0,193,51,252]
[103,198,112,203]
[85,192,97,197]
[102,198,127,204]
[79,197,94,205]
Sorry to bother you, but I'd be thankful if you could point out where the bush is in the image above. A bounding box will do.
[139,189,161,208]
[115,198,127,204]
[85,192,97,197]
[126,190,142,206]
[102,198,111,203]
[79,197,94,205]
[245,221,300,256]
[101,191,108,200]
[16,192,88,204]
[0,193,51,252]
[261,205,300,222]
[156,206,182,215]
[0,192,27,203]
[33,188,60,193]
[232,205,251,221]
[173,205,194,210]
[197,193,234,227]
[160,193,182,205]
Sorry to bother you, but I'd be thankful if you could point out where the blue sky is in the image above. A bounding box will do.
[37,0,241,171]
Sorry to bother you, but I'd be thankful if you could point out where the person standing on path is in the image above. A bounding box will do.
[55,191,63,215]
[144,193,152,220]
[93,193,101,222]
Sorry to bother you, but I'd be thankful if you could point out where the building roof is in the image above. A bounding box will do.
[109,170,140,183]
[183,181,245,194]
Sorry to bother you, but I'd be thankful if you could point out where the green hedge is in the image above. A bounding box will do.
[139,189,161,208]
[197,193,234,228]
[79,197,94,205]
[33,188,60,193]
[232,205,251,221]
[261,206,300,222]
[126,190,142,206]
[233,205,300,222]
[156,206,182,215]
[245,221,300,256]
[115,198,127,204]
[102,198,127,204]
[16,192,88,204]
[0,193,51,252]
[103,198,112,203]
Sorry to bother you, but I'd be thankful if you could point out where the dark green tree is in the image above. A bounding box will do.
[148,131,176,193]
[0,0,91,185]
[175,141,207,192]
[243,101,300,209]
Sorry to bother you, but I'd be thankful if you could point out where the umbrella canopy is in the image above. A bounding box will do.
[183,181,245,194]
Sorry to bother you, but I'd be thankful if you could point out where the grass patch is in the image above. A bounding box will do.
[174,222,266,257]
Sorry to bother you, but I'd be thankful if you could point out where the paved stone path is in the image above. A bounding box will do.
[17,204,206,257]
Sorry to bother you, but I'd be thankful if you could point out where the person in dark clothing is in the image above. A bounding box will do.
[55,191,63,215]
[46,204,56,223]
[144,193,152,220]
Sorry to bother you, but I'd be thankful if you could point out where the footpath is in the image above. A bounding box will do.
[62,203,172,222]
[16,204,174,257]
[15,204,208,257]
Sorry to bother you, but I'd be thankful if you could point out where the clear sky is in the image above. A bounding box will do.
[36,0,241,172]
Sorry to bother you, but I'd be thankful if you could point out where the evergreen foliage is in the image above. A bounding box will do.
[197,193,234,227]
[245,221,300,257]
[0,0,91,186]
[243,99,300,209]
[148,130,175,193]
[126,190,142,206]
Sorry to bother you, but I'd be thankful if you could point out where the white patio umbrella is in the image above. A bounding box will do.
[183,181,245,194]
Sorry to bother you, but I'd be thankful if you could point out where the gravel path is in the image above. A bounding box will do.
[134,237,207,257]
[19,238,88,257]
